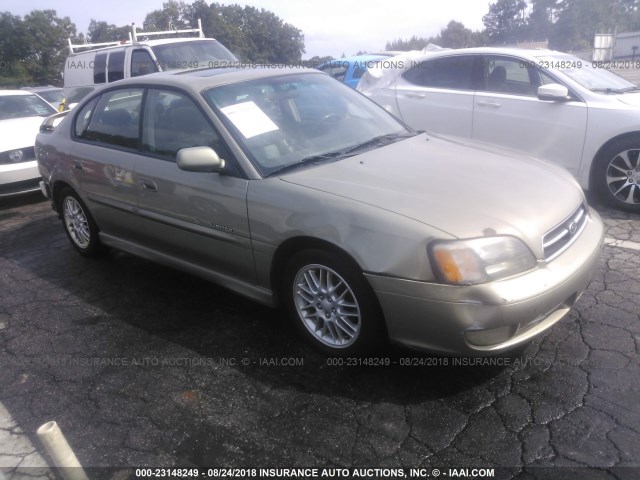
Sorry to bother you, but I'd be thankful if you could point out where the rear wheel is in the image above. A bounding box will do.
[594,138,640,212]
[58,187,103,256]
[283,249,385,356]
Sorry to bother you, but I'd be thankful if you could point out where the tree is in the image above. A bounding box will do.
[0,10,76,86]
[483,0,528,44]
[143,1,305,63]
[0,12,31,86]
[439,20,488,48]
[551,0,610,50]
[385,21,486,51]
[88,19,131,43]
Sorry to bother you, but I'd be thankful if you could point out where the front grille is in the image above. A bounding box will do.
[0,147,36,165]
[542,203,588,261]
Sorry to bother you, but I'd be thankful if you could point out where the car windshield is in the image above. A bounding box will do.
[203,72,412,176]
[37,89,64,105]
[536,54,637,92]
[151,40,238,71]
[0,94,56,120]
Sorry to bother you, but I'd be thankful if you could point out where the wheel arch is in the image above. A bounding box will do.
[269,236,367,306]
[589,131,640,191]
[51,180,77,211]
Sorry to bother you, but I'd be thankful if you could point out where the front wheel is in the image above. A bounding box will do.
[594,139,640,212]
[282,249,385,356]
[59,187,103,256]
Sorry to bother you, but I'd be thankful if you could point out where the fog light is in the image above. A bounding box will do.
[9,149,24,163]
[465,325,516,347]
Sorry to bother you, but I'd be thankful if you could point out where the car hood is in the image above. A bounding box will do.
[616,92,640,107]
[280,134,585,258]
[0,116,44,152]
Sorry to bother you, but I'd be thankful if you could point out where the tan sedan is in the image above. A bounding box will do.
[36,67,604,356]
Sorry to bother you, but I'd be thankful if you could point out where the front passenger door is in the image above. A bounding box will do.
[135,89,255,283]
[472,56,587,174]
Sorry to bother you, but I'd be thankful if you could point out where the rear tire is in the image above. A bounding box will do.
[282,249,385,356]
[593,138,640,212]
[58,187,103,256]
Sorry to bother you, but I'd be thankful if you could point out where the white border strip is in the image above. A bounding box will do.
[604,237,640,251]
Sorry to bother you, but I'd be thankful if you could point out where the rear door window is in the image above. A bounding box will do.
[79,88,144,149]
[402,55,477,90]
[107,51,125,83]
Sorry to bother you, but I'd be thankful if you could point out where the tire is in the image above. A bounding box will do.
[282,249,385,356]
[58,187,103,256]
[593,138,640,212]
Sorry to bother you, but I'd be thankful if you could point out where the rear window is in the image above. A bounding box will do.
[107,51,125,82]
[94,53,107,84]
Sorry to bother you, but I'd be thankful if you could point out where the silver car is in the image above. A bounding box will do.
[36,68,604,356]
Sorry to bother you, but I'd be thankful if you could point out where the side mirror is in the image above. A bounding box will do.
[176,146,226,173]
[537,83,570,101]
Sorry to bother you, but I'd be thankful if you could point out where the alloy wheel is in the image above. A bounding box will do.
[292,264,361,348]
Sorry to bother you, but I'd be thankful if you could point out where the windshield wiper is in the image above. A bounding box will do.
[592,86,640,94]
[267,131,418,177]
[267,151,346,177]
[341,131,418,156]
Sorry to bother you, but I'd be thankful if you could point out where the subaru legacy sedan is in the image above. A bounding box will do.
[359,47,640,213]
[36,67,604,356]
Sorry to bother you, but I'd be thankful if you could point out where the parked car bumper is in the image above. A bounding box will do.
[366,208,604,355]
[0,160,42,196]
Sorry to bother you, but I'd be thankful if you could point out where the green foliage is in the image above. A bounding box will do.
[143,1,305,63]
[386,21,487,51]
[88,19,131,43]
[1,1,305,87]
[0,10,75,87]
[482,0,528,44]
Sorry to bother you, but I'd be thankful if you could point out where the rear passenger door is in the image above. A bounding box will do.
[395,54,480,138]
[134,89,255,283]
[72,88,145,239]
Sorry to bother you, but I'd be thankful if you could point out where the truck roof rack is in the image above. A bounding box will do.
[132,19,204,43]
[68,36,132,54]
[67,19,205,54]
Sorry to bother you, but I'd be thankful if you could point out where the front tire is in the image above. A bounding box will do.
[58,187,103,256]
[282,249,385,356]
[594,138,640,212]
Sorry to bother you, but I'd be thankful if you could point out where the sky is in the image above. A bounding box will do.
[3,0,490,58]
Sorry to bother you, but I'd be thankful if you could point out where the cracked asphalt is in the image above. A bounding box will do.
[0,191,639,479]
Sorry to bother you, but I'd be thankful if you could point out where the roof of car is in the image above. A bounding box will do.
[319,53,395,66]
[21,86,62,92]
[93,66,323,93]
[0,90,36,97]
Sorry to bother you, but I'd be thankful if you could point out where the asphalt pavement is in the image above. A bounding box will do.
[0,191,639,480]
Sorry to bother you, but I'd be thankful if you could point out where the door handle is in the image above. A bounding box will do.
[476,100,501,108]
[405,92,426,99]
[139,177,158,192]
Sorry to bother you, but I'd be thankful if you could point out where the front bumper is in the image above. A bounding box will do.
[366,209,605,355]
[0,161,41,196]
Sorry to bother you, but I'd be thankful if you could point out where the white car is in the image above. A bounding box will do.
[1,90,57,196]
[358,47,640,212]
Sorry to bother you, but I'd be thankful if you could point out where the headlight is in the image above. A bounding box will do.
[430,236,536,285]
